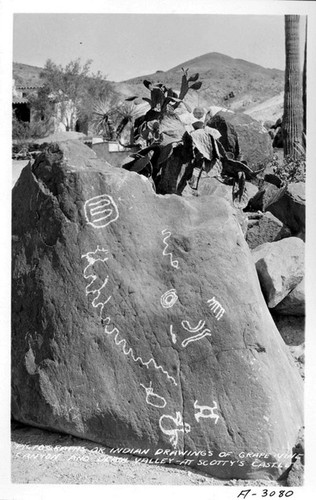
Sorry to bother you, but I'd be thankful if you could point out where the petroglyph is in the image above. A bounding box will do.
[81,246,112,317]
[182,319,205,333]
[181,319,212,348]
[82,248,178,386]
[170,325,177,344]
[84,194,119,228]
[161,229,179,269]
[194,400,220,424]
[160,289,178,309]
[207,297,225,320]
[159,412,191,448]
[140,381,167,408]
[104,317,178,386]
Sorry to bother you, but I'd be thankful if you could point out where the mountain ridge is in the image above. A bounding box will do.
[13,52,284,116]
[115,52,284,113]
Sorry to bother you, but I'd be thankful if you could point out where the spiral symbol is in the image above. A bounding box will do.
[160,289,178,309]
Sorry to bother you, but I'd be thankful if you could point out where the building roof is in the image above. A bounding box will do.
[15,85,43,90]
[12,97,29,104]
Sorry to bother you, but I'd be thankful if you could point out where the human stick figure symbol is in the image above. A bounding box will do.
[84,194,119,228]
[194,400,220,424]
[207,297,225,320]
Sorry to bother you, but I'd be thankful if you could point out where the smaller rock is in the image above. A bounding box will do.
[272,314,305,346]
[272,278,305,316]
[252,237,304,308]
[266,182,305,238]
[208,110,274,168]
[246,182,283,212]
[286,457,304,486]
[246,211,291,249]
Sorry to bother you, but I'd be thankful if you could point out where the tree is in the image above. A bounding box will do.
[29,58,118,134]
[282,15,303,158]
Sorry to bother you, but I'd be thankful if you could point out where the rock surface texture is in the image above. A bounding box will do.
[266,182,305,239]
[12,141,303,480]
[246,212,291,250]
[208,111,273,168]
[252,238,304,308]
[272,279,305,316]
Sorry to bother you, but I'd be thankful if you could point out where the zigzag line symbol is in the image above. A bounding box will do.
[162,229,179,269]
[82,247,178,387]
[104,318,178,386]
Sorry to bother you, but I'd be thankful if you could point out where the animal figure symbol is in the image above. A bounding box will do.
[207,297,225,320]
[181,319,212,348]
[140,381,167,408]
[159,412,191,448]
[84,194,119,228]
[161,229,179,269]
[81,246,112,316]
[160,289,178,309]
[194,400,220,424]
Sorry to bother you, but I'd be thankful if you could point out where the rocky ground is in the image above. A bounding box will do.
[11,422,280,486]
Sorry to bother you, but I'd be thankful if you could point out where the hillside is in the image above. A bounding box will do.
[13,52,284,117]
[114,52,284,113]
[13,62,43,86]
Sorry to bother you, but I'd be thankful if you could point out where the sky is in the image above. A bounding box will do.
[13,13,307,82]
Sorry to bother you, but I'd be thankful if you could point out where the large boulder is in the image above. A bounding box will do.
[208,111,273,169]
[272,279,305,316]
[12,141,303,480]
[266,182,305,238]
[246,211,291,250]
[252,238,304,308]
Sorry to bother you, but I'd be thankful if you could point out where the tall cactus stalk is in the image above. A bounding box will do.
[283,15,303,158]
[302,17,307,139]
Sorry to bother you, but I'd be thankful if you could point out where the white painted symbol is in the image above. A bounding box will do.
[104,317,178,386]
[170,325,177,344]
[161,229,179,269]
[160,289,178,309]
[181,319,212,348]
[207,297,225,320]
[159,412,191,448]
[194,400,220,424]
[81,246,112,316]
[84,194,119,228]
[140,381,167,408]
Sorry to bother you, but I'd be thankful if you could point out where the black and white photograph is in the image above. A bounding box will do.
[1,1,316,499]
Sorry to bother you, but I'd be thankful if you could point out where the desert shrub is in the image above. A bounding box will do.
[274,154,306,183]
[12,113,31,142]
